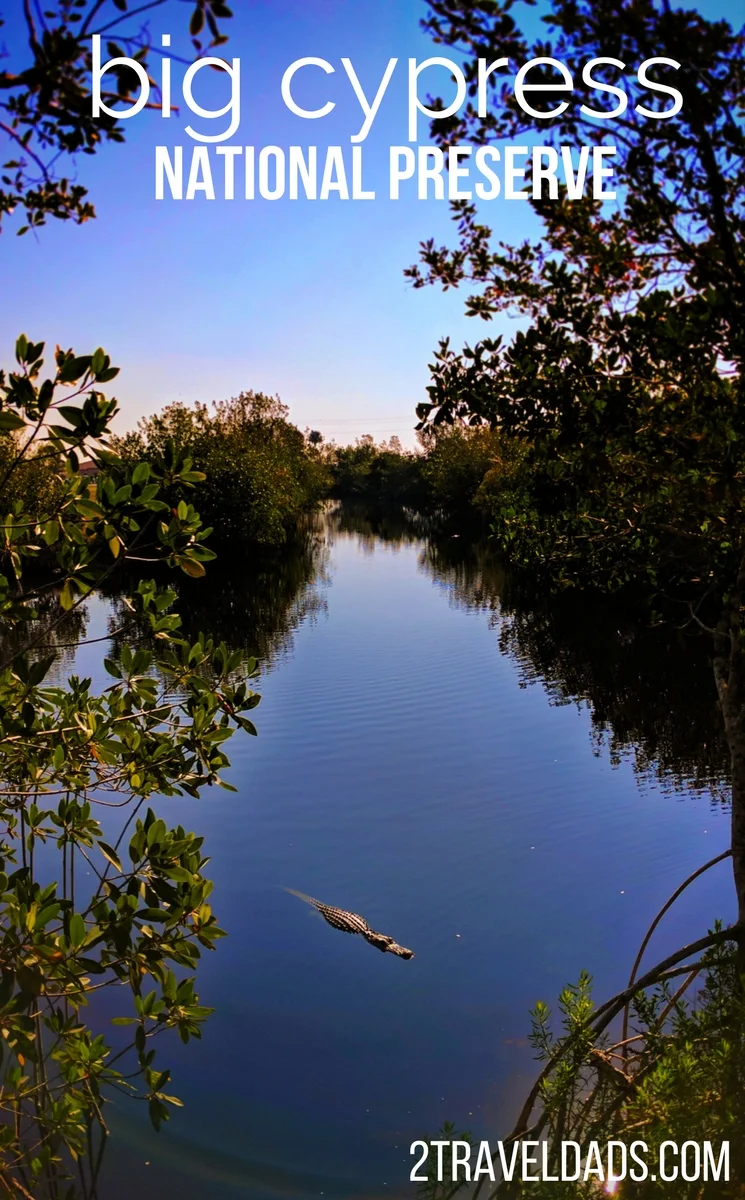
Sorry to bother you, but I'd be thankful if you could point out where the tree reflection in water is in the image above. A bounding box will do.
[325,508,741,1196]
[328,504,728,798]
[18,503,737,1196]
[102,516,330,674]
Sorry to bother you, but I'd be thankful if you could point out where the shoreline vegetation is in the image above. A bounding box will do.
[1,395,742,1191]
[111,402,521,546]
[5,387,742,1194]
[1,0,743,1192]
[1,328,743,1194]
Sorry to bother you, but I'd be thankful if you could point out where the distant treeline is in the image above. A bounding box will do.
[111,398,518,546]
[2,392,522,551]
[323,426,519,526]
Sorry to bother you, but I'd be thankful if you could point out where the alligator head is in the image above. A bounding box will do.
[364,930,415,959]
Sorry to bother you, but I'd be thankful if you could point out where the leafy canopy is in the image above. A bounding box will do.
[0,0,232,234]
[409,0,744,599]
[115,393,330,547]
[0,335,261,1195]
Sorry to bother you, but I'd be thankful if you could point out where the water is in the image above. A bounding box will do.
[71,506,733,1199]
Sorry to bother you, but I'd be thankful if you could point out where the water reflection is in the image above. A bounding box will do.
[18,505,727,797]
[101,519,330,671]
[330,505,728,798]
[16,504,733,1199]
[0,593,88,680]
[419,536,728,797]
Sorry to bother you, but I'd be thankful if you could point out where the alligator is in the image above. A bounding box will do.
[285,889,415,959]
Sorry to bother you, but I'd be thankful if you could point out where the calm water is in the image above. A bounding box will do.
[69,507,733,1199]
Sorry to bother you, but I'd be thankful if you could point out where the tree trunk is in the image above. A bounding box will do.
[730,736,745,931]
[713,556,745,942]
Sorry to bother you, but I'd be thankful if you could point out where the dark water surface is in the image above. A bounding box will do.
[74,507,733,1199]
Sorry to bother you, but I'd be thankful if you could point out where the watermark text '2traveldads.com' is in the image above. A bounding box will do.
[409,1139,730,1186]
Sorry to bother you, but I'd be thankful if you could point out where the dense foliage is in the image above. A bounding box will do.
[409,0,745,589]
[326,428,524,520]
[327,435,424,504]
[0,336,261,1196]
[0,433,65,520]
[0,0,231,234]
[422,426,525,520]
[408,0,745,1188]
[409,0,745,926]
[0,5,276,1191]
[114,393,330,547]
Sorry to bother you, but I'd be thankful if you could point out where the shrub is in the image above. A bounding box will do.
[115,393,330,547]
[329,435,424,504]
[421,426,508,517]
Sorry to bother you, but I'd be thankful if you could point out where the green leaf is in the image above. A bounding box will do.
[163,864,193,883]
[57,405,84,428]
[99,841,123,873]
[58,355,91,384]
[29,654,55,686]
[0,411,26,432]
[180,558,206,579]
[190,6,204,35]
[75,499,104,519]
[59,580,75,611]
[16,963,43,996]
[42,519,60,546]
[68,913,86,949]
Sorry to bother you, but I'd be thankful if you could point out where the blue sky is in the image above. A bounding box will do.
[0,0,737,444]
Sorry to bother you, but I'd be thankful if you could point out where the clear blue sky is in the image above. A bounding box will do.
[0,0,736,444]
